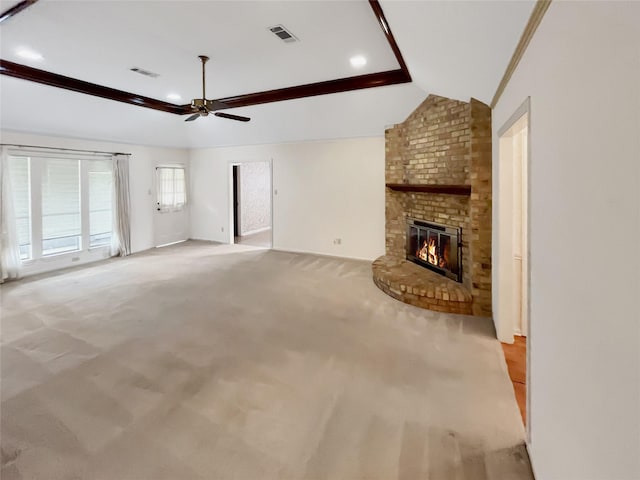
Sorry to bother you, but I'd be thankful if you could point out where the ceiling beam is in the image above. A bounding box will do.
[0,60,189,115]
[0,0,39,24]
[207,69,410,111]
[368,0,411,81]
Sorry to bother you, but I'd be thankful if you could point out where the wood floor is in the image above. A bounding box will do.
[501,336,527,425]
[1,241,532,479]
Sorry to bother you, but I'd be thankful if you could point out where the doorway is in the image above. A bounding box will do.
[233,165,240,237]
[497,98,530,428]
[230,161,272,248]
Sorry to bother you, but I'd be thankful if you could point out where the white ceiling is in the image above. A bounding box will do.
[0,0,534,148]
[381,0,535,103]
[0,0,398,99]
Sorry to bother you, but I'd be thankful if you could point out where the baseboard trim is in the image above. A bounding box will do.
[271,247,375,263]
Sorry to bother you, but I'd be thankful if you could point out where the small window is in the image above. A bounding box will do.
[157,166,186,211]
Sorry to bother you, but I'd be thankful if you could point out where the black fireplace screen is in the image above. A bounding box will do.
[406,218,462,282]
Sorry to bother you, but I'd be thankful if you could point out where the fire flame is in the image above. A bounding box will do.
[417,238,449,269]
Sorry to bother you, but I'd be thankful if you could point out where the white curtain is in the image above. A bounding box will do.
[0,147,22,282]
[110,154,131,257]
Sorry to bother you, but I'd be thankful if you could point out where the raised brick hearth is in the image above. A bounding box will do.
[373,95,492,316]
[373,255,473,314]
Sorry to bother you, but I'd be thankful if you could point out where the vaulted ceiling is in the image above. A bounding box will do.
[0,0,534,148]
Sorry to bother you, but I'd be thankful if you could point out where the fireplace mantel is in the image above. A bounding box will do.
[385,183,471,196]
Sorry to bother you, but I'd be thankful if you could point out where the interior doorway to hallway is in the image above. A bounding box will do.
[231,161,272,248]
[497,98,530,428]
[508,114,529,338]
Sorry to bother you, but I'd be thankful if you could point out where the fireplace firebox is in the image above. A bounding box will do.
[406,218,462,282]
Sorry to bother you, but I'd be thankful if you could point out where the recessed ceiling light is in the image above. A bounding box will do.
[16,47,43,62]
[166,93,182,101]
[350,55,367,68]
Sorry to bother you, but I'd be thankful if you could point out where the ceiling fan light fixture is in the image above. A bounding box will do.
[166,93,182,101]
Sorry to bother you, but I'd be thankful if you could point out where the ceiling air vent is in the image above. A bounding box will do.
[130,67,160,78]
[268,24,298,43]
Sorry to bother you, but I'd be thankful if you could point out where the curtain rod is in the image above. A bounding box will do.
[0,144,131,156]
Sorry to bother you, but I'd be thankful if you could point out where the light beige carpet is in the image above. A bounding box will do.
[1,241,532,480]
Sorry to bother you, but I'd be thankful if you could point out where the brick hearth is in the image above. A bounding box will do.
[373,95,492,316]
[373,255,473,314]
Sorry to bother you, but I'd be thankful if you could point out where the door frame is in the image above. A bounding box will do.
[497,97,531,340]
[233,165,240,237]
[227,159,273,247]
[497,97,531,441]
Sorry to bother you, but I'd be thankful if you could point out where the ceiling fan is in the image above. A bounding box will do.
[184,55,250,123]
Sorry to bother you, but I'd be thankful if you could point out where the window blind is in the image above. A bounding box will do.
[7,150,116,267]
[8,156,31,260]
[88,159,113,247]
[41,158,81,255]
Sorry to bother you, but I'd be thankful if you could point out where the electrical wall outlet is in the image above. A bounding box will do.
[333,238,342,245]
[221,227,224,232]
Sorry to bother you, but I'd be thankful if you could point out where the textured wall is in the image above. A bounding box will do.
[239,161,271,235]
[384,95,492,316]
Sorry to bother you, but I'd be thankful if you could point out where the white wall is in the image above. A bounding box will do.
[1,130,189,272]
[239,161,271,235]
[190,137,385,260]
[492,2,640,479]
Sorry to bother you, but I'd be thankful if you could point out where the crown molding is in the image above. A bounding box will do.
[491,0,552,108]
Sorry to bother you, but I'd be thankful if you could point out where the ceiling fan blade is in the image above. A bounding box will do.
[185,113,200,122]
[206,99,229,111]
[214,112,251,122]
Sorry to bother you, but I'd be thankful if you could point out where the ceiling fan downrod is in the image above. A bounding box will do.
[199,55,209,101]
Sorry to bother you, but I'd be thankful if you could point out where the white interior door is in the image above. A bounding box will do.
[154,165,189,246]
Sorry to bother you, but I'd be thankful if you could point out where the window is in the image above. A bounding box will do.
[88,159,113,247]
[41,158,81,255]
[157,166,186,211]
[8,156,31,260]
[7,153,114,263]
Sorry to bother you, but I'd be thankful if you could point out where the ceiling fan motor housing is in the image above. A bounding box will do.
[191,98,206,108]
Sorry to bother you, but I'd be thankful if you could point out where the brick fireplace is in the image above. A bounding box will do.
[372,95,492,316]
